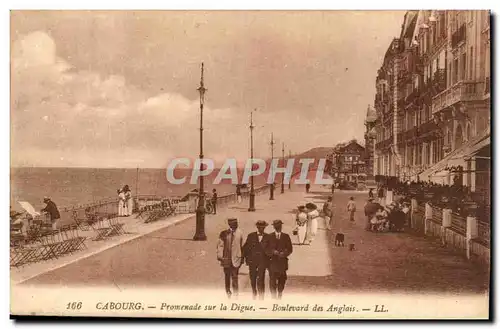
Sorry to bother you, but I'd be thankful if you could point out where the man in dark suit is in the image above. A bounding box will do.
[41,197,61,230]
[243,220,269,300]
[264,219,293,299]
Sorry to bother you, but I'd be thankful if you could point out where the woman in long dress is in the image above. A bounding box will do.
[123,185,133,216]
[117,189,125,217]
[305,203,319,244]
[295,206,308,245]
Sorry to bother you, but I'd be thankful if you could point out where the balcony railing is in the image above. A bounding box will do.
[484,77,490,95]
[451,24,466,48]
[417,120,438,136]
[432,80,484,115]
[405,88,420,104]
[375,138,392,150]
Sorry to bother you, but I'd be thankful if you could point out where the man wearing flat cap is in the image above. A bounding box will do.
[263,219,293,299]
[243,220,270,299]
[41,197,61,230]
[216,218,244,298]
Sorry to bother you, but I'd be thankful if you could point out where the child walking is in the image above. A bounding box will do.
[347,196,356,222]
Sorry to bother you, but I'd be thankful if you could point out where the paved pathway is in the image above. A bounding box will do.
[20,185,489,298]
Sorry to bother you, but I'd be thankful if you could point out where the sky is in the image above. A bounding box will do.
[10,10,404,168]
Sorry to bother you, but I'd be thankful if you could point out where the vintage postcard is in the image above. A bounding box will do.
[10,10,490,319]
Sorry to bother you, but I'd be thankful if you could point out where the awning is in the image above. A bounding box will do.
[419,129,490,180]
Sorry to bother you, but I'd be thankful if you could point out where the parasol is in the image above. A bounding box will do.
[18,201,40,217]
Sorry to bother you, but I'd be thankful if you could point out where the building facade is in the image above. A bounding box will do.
[364,105,377,186]
[328,140,366,186]
[373,10,490,193]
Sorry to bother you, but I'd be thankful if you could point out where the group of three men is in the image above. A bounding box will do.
[216,218,293,300]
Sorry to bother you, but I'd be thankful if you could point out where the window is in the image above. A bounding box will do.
[469,46,474,79]
[453,58,459,84]
[461,52,467,80]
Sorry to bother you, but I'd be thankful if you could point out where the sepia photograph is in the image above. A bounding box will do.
[9,9,491,319]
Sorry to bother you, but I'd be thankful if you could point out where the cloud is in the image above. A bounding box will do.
[11,29,368,168]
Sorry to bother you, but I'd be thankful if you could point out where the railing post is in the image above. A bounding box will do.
[466,216,478,260]
[442,208,452,245]
[410,198,418,230]
[386,189,394,205]
[424,202,432,235]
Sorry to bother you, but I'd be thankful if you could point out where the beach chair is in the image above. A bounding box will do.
[10,246,37,267]
[72,210,93,231]
[57,225,76,255]
[69,223,87,251]
[106,217,125,237]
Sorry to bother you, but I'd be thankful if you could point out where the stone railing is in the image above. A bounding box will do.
[404,197,490,266]
[432,80,484,115]
[477,221,490,246]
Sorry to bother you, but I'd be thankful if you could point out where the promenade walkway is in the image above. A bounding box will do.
[19,185,488,298]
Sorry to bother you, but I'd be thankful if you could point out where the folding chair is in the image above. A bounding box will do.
[89,216,112,241]
[72,210,92,231]
[69,223,87,251]
[37,230,61,260]
[106,217,125,237]
[10,246,37,267]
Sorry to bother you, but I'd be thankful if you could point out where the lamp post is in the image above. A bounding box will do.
[248,109,256,212]
[193,63,207,241]
[281,142,285,194]
[288,150,292,190]
[269,133,275,200]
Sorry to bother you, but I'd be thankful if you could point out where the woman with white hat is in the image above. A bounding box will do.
[294,206,308,245]
[305,203,319,244]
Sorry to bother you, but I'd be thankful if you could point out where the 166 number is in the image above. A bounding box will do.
[66,302,82,310]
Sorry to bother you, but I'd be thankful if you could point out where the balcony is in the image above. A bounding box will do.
[405,88,420,104]
[431,69,446,94]
[484,77,490,96]
[451,24,466,48]
[375,138,392,150]
[432,80,484,115]
[417,120,439,139]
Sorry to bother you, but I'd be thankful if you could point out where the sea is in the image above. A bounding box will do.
[10,167,273,212]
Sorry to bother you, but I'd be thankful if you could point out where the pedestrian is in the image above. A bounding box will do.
[117,189,126,217]
[236,185,242,204]
[41,197,61,230]
[123,185,133,216]
[212,188,218,214]
[294,205,308,244]
[305,203,319,244]
[377,186,385,206]
[347,196,357,222]
[264,219,293,300]
[243,220,269,300]
[368,188,374,199]
[306,183,311,193]
[216,218,244,298]
[331,183,335,195]
[364,198,378,231]
[322,196,334,230]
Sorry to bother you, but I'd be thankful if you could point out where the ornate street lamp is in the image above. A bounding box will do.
[269,133,275,200]
[248,109,256,212]
[288,150,292,190]
[281,142,285,194]
[193,63,207,241]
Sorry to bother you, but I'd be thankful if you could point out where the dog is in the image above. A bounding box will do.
[334,233,345,247]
